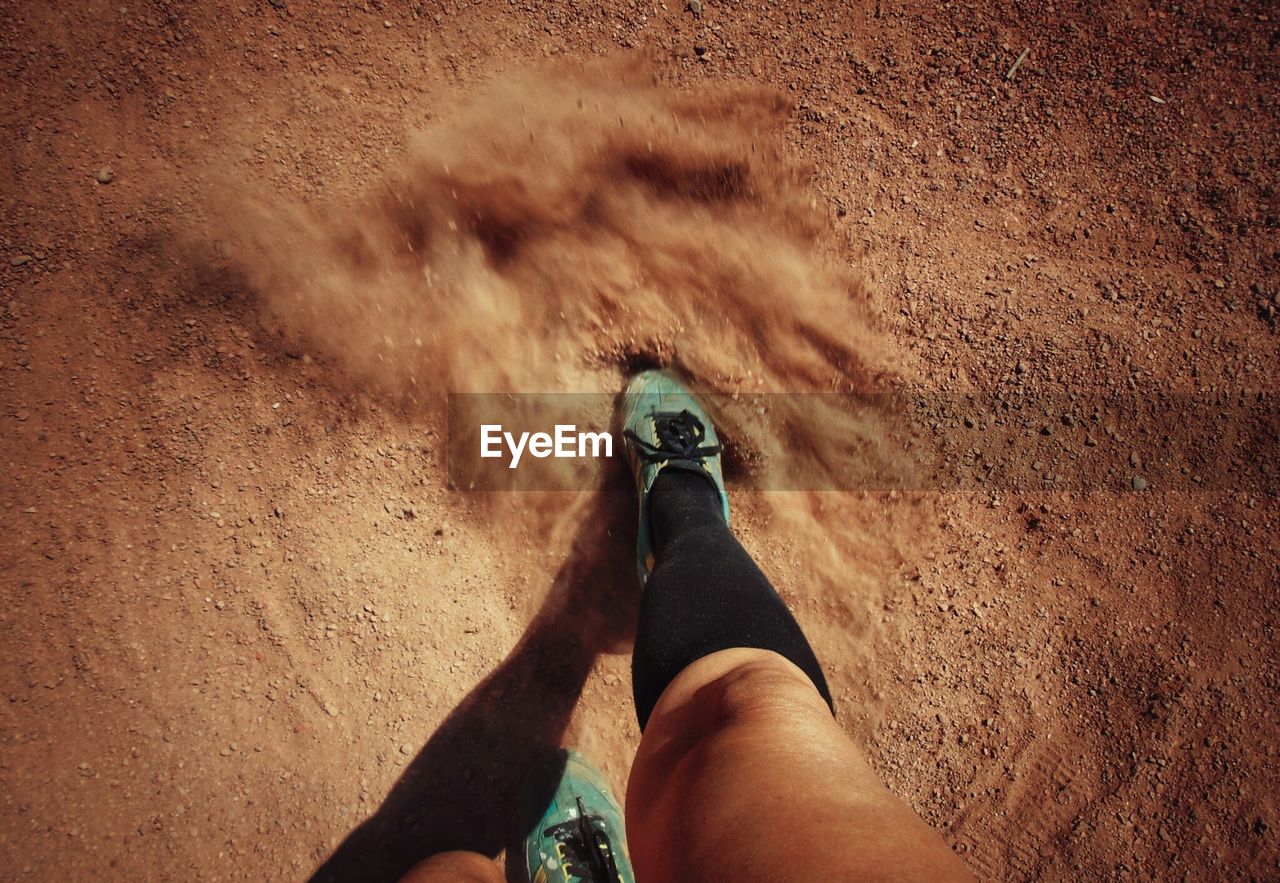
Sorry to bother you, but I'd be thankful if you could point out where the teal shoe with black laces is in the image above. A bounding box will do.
[522,750,636,883]
[619,369,730,586]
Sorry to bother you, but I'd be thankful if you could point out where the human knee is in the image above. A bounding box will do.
[650,648,832,740]
[628,652,852,879]
[705,651,832,725]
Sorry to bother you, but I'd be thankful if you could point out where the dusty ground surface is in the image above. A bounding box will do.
[2,1,1278,881]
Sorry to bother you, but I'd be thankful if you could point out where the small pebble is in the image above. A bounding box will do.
[9,255,32,266]
[1132,475,1148,491]
[688,0,702,12]
[95,166,114,184]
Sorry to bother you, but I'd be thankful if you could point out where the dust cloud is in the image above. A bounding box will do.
[230,62,889,396]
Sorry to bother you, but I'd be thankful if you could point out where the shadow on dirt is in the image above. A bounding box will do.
[310,481,638,883]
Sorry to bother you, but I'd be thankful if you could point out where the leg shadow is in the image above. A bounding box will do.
[310,484,637,883]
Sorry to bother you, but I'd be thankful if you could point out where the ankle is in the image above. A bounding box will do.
[650,468,726,555]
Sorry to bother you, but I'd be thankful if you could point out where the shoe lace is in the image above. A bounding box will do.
[624,409,722,462]
[543,797,622,882]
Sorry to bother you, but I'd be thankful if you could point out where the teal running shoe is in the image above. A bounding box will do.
[620,369,730,586]
[523,750,636,883]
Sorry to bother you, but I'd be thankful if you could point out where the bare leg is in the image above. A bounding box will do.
[626,647,975,882]
[399,850,504,883]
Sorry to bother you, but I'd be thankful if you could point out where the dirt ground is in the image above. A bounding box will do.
[2,1,1278,881]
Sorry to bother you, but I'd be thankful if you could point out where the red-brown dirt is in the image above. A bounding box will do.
[1,2,1277,881]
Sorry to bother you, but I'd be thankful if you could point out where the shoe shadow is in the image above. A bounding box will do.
[309,483,637,883]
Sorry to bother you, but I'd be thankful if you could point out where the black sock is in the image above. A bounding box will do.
[631,469,834,730]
